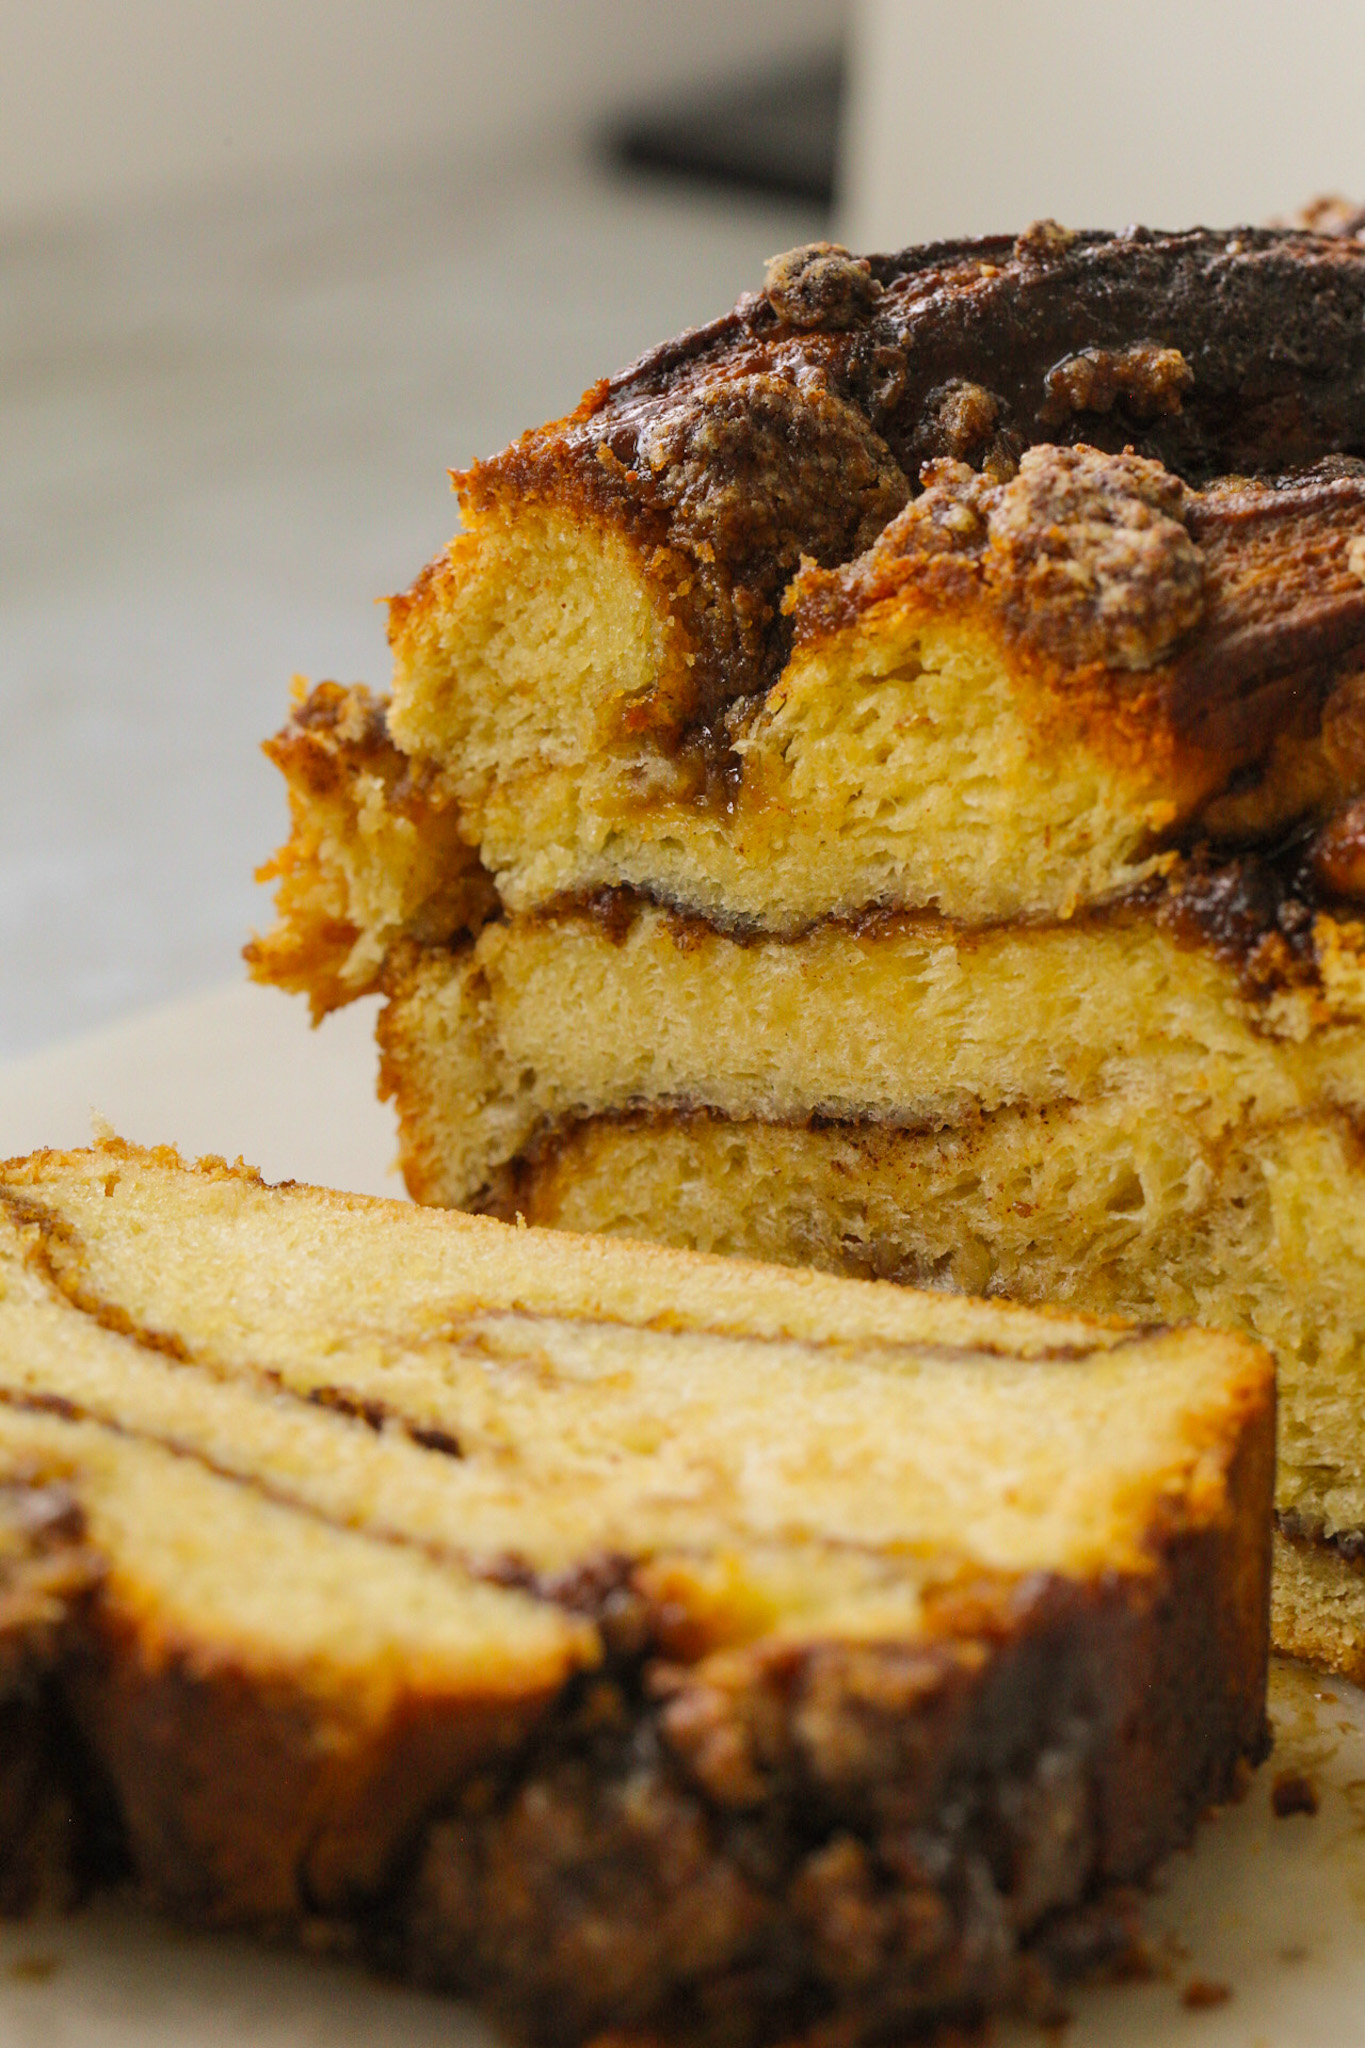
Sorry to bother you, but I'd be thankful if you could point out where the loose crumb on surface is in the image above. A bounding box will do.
[7,1955,60,1983]
[1271,1770,1320,1817]
[1181,1978,1232,2010]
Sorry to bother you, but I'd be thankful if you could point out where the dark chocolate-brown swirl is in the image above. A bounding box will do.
[455,227,1365,750]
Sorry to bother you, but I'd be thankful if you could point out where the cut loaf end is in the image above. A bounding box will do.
[0,1138,1271,2044]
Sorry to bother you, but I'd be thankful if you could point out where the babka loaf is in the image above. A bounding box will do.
[0,1138,1271,2041]
[250,221,1365,1675]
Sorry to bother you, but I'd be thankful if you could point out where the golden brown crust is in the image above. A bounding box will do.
[981,445,1205,670]
[65,1619,552,1929]
[254,450,1365,1016]
[404,1505,1269,2045]
[285,448,1365,1001]
[0,1479,112,1912]
[1039,341,1195,427]
[253,235,1365,1002]
[18,1450,1273,2043]
[247,681,495,1018]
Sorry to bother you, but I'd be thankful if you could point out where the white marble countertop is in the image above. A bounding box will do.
[0,147,820,1064]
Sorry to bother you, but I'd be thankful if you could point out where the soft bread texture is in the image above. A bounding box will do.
[381,455,1365,937]
[247,680,494,1019]
[0,1140,1271,2042]
[375,906,1365,1677]
[1272,1527,1365,1675]
[498,1101,1364,1588]
[256,459,1365,987]
[378,900,1365,1181]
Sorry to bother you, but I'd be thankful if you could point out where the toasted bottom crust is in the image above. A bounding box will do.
[0,1497,1270,2045]
[400,1524,1269,2045]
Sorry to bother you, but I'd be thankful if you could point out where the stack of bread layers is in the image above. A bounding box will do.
[251,224,1365,1679]
[0,1140,1271,2042]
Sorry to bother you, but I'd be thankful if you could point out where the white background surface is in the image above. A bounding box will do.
[0,983,395,1196]
[0,0,844,221]
[841,0,1365,247]
[0,155,823,1063]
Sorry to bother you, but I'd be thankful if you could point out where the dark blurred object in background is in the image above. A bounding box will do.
[607,50,843,211]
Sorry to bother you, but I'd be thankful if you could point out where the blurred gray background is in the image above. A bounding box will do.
[0,0,843,1059]
[6,0,1365,1063]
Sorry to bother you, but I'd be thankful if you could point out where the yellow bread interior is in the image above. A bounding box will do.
[0,1202,591,1713]
[508,1101,1362,1566]
[1272,1529,1365,1678]
[372,916,1365,1669]
[369,444,1365,947]
[254,450,1365,1004]
[376,903,1365,1213]
[247,682,491,1019]
[0,1141,1267,1617]
[0,1139,1275,2026]
[385,505,1180,930]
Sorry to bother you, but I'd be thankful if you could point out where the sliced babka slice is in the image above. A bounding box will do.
[0,1138,1270,2044]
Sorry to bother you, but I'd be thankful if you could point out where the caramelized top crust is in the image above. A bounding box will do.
[264,451,1365,992]
[442,228,1365,734]
[791,450,1365,832]
[590,228,1365,486]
